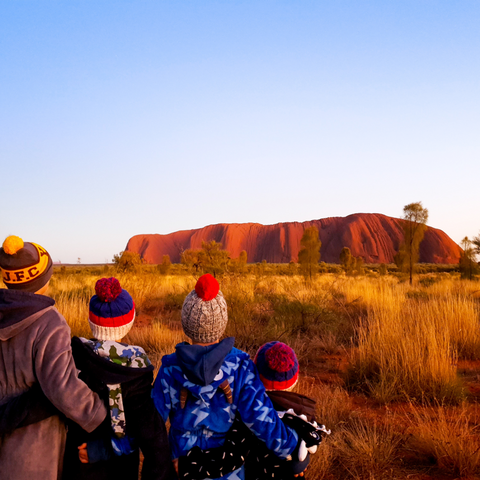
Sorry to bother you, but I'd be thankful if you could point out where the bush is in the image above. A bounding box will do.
[407,404,480,477]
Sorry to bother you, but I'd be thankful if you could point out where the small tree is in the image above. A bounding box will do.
[354,256,365,276]
[459,237,478,280]
[396,202,429,285]
[472,233,480,257]
[158,254,172,275]
[113,251,144,272]
[238,250,247,268]
[340,247,354,275]
[231,250,248,274]
[198,241,230,278]
[181,249,201,273]
[288,261,297,276]
[298,226,321,280]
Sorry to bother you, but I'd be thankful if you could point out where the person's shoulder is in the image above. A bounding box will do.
[223,347,254,375]
[159,351,179,368]
[226,346,250,361]
[35,305,70,335]
[37,304,66,322]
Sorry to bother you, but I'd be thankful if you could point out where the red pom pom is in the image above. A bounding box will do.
[265,343,296,373]
[195,274,219,301]
[95,277,122,303]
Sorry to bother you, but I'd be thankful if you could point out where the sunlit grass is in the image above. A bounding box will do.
[30,267,480,478]
[406,403,480,477]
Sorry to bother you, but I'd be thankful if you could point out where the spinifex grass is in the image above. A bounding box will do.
[346,300,465,404]
[331,417,403,479]
[406,403,480,477]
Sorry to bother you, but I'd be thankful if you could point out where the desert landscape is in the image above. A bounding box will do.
[49,253,480,479]
[3,3,480,479]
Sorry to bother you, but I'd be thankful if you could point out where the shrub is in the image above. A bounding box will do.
[407,404,480,477]
[332,417,403,478]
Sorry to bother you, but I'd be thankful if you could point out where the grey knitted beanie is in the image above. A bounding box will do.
[181,274,228,343]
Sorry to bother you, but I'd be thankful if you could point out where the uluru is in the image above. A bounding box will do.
[125,213,462,264]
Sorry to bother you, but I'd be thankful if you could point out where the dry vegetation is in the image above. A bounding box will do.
[46,266,480,479]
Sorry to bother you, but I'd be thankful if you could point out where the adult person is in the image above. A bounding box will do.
[152,274,302,480]
[0,236,107,480]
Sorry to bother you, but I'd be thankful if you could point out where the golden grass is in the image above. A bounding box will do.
[34,268,480,478]
[332,417,403,479]
[346,300,465,404]
[406,404,480,477]
[49,271,480,405]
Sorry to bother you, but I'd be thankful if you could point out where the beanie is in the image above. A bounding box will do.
[254,341,299,391]
[181,274,228,343]
[89,278,135,341]
[0,236,53,292]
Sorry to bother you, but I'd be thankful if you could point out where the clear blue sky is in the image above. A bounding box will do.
[1,1,479,263]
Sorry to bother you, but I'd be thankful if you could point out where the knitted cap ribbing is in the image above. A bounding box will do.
[89,278,135,341]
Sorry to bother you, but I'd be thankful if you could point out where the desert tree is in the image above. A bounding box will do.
[180,249,201,273]
[288,261,298,276]
[238,250,248,267]
[158,254,172,275]
[198,240,230,278]
[396,202,429,285]
[354,256,365,275]
[459,237,478,280]
[298,226,321,280]
[231,250,248,274]
[112,251,144,272]
[472,233,480,257]
[340,247,354,275]
[340,246,364,276]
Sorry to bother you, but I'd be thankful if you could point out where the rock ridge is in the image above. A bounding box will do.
[125,213,462,264]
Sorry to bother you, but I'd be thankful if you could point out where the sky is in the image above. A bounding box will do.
[1,1,479,263]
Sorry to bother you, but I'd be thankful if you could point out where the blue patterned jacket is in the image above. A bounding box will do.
[152,338,298,480]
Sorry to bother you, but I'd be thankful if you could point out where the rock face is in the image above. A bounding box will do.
[126,213,462,264]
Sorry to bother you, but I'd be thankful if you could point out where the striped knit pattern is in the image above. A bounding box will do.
[88,316,135,342]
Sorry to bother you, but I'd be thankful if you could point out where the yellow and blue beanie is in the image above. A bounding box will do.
[0,236,53,292]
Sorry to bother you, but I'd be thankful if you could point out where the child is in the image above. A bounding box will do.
[152,274,302,480]
[62,277,174,480]
[177,341,327,480]
[0,236,106,479]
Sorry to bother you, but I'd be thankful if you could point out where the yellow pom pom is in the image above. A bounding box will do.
[3,236,24,255]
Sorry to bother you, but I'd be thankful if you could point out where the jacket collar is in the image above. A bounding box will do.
[0,289,55,340]
[175,337,235,386]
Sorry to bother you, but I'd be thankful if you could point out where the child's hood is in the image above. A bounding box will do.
[174,336,236,386]
[0,289,55,340]
[71,336,154,384]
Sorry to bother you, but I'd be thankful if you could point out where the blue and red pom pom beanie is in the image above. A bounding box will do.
[254,341,299,391]
[89,277,135,341]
